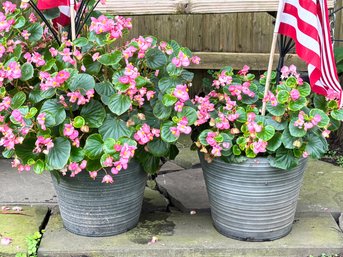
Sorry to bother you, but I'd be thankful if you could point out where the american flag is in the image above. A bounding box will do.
[37,0,71,27]
[278,0,342,105]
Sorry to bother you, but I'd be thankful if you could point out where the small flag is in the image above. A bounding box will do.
[37,0,71,27]
[278,0,342,105]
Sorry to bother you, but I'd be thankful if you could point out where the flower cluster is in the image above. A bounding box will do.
[192,65,343,170]
[0,1,198,181]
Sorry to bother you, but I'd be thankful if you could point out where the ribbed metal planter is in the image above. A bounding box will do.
[51,160,146,237]
[200,154,307,241]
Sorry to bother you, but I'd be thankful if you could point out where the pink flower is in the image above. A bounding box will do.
[263,91,278,106]
[29,13,37,23]
[252,139,268,154]
[49,47,58,57]
[21,30,30,40]
[170,117,191,137]
[191,56,201,64]
[280,66,289,78]
[311,114,322,126]
[172,51,190,68]
[173,84,189,102]
[206,132,217,146]
[2,1,16,14]
[103,156,114,167]
[33,136,54,154]
[1,237,12,245]
[89,171,98,180]
[290,89,300,101]
[146,91,155,100]
[174,101,184,112]
[211,145,222,157]
[11,110,24,124]
[134,124,155,145]
[238,65,250,76]
[102,174,114,184]
[302,151,309,158]
[326,89,339,100]
[322,129,330,138]
[92,52,100,61]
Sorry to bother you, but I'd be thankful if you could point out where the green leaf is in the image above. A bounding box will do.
[95,81,115,104]
[103,138,116,154]
[86,159,102,172]
[135,150,160,174]
[198,129,212,146]
[328,117,340,131]
[266,132,282,152]
[80,100,106,128]
[108,94,131,116]
[162,94,178,107]
[70,147,85,162]
[305,133,328,159]
[14,16,26,29]
[158,77,182,93]
[298,82,311,97]
[266,103,286,116]
[83,55,101,75]
[331,109,343,121]
[147,138,170,157]
[145,48,167,69]
[289,96,307,111]
[289,117,306,137]
[13,45,22,59]
[236,107,247,123]
[47,137,71,170]
[180,70,194,82]
[41,59,56,71]
[168,144,179,160]
[166,63,182,76]
[20,63,34,81]
[313,94,327,111]
[27,23,43,42]
[309,109,330,128]
[277,90,290,104]
[177,106,197,125]
[268,148,299,170]
[69,74,95,93]
[232,145,241,155]
[257,125,275,141]
[11,92,26,109]
[153,102,172,120]
[15,137,37,164]
[264,116,287,131]
[99,115,131,140]
[40,99,66,126]
[84,134,103,160]
[281,125,296,149]
[33,160,45,175]
[161,121,178,143]
[73,116,85,128]
[42,8,60,19]
[98,51,122,66]
[286,77,297,87]
[73,37,89,47]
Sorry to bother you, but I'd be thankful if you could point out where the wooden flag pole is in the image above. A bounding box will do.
[70,0,76,41]
[261,0,285,116]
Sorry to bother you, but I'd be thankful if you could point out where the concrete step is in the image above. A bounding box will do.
[38,211,343,257]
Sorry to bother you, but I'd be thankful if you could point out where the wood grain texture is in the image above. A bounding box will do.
[97,0,335,15]
[188,52,307,70]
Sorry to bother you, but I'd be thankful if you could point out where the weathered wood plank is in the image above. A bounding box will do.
[188,52,306,70]
[97,0,335,15]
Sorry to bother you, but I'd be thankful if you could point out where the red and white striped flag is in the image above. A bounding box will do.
[278,0,342,106]
[37,0,71,27]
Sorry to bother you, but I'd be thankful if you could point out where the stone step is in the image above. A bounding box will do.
[38,211,343,257]
[0,206,49,257]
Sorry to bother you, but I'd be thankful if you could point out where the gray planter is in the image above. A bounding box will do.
[51,160,147,237]
[199,154,307,241]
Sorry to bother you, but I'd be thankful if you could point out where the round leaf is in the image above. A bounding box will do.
[289,96,307,111]
[147,138,170,157]
[11,91,26,109]
[161,121,178,143]
[153,102,172,120]
[108,94,131,116]
[177,106,197,125]
[266,103,286,116]
[40,99,66,126]
[298,82,311,97]
[33,160,45,175]
[80,100,106,128]
[257,125,275,141]
[277,90,290,104]
[20,63,34,81]
[69,74,95,93]
[145,48,167,69]
[289,118,306,137]
[46,137,71,170]
[84,134,104,160]
[331,109,343,121]
[309,109,330,128]
[98,51,122,66]
[99,115,131,140]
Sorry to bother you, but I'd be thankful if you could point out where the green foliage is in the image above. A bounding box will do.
[15,231,43,257]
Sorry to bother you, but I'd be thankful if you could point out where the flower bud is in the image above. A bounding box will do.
[209,118,215,127]
[230,128,240,134]
[200,146,208,153]
[80,125,89,133]
[126,119,135,127]
[137,113,146,120]
[293,140,302,148]
[195,141,202,148]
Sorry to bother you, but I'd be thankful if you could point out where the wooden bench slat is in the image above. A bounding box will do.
[97,0,335,15]
[188,52,306,70]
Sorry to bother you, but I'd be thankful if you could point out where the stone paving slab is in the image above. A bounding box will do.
[156,159,343,213]
[156,168,209,212]
[38,211,343,257]
[0,160,57,205]
[0,206,49,257]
